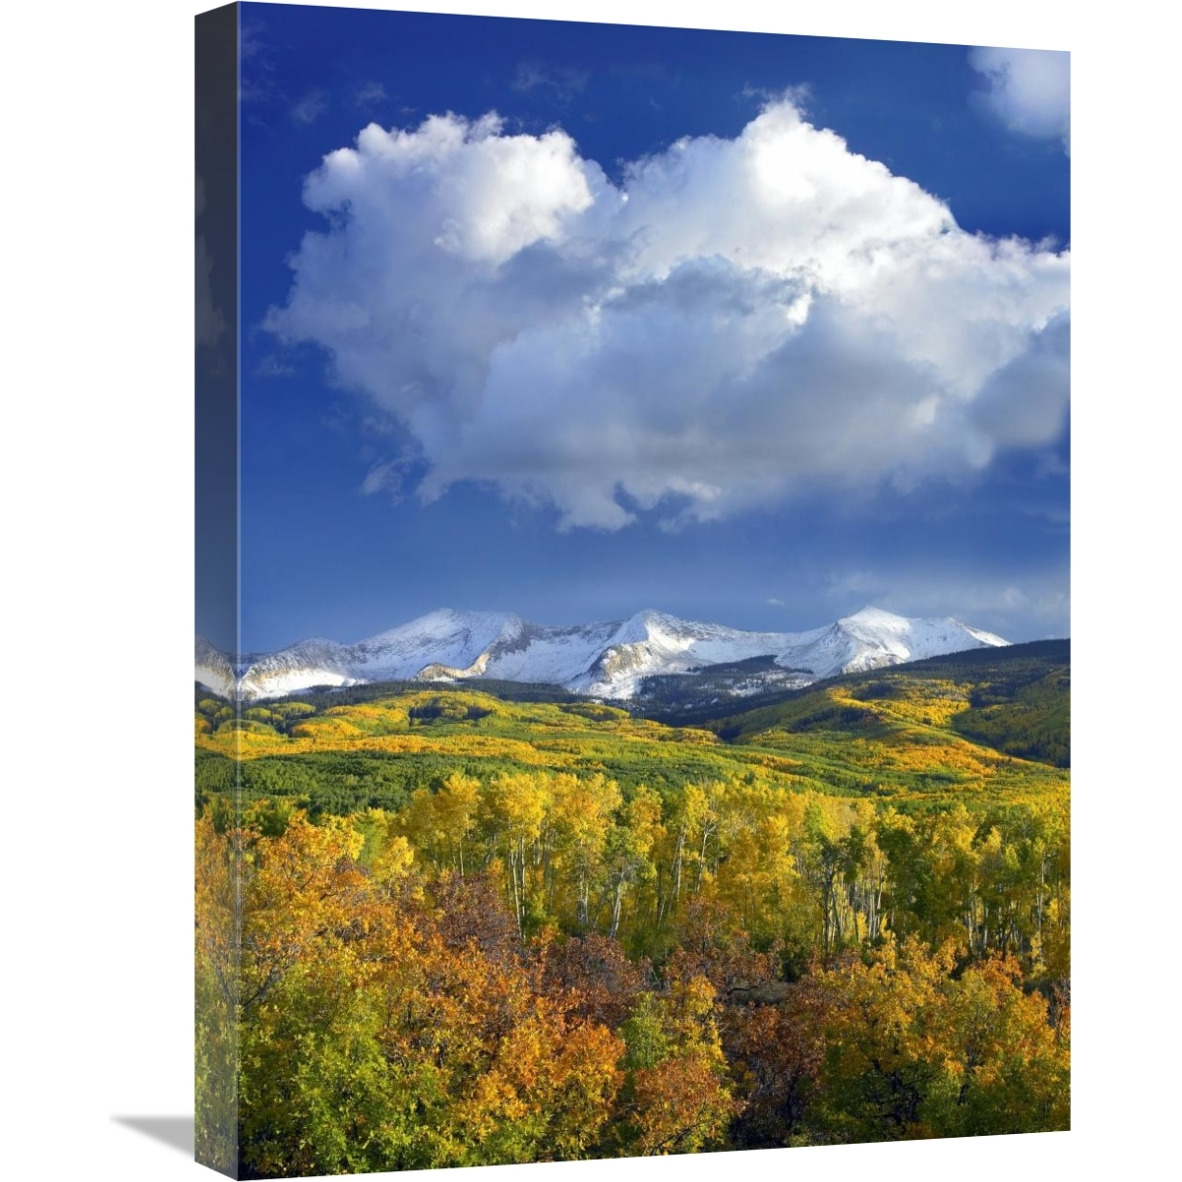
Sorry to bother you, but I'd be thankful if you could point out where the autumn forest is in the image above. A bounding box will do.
[195,642,1070,1177]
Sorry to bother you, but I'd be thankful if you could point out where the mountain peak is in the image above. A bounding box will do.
[630,608,686,629]
[841,605,909,627]
[418,607,517,626]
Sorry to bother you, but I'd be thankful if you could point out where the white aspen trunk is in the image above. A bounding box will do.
[609,878,624,940]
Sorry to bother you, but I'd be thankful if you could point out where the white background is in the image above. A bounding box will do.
[1,1,1175,1179]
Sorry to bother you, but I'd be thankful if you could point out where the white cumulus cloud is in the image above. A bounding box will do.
[968,47,1070,151]
[265,98,1070,530]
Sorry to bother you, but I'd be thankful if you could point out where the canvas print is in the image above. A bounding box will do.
[195,4,1070,1176]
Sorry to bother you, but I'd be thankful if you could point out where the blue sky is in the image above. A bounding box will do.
[233,2,1069,653]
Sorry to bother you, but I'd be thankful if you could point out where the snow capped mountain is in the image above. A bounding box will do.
[835,607,1007,669]
[196,606,1009,703]
[237,610,526,699]
[195,635,237,700]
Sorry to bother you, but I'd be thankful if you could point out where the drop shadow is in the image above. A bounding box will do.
[112,1115,194,1156]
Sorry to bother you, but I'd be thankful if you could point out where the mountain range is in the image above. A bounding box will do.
[195,607,1008,704]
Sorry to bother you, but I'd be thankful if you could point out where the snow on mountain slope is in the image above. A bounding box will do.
[787,607,1010,680]
[195,635,237,699]
[568,610,830,698]
[202,606,1009,701]
[479,618,622,686]
[839,606,1008,663]
[236,610,524,699]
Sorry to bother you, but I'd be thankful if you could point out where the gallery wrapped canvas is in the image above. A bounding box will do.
[196,3,1070,1176]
